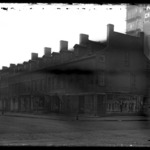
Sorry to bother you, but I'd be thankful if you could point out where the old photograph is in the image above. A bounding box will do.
[0,3,150,146]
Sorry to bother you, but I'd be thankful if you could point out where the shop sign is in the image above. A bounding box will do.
[107,94,139,102]
[113,95,130,101]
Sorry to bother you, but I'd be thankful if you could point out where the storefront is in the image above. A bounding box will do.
[106,93,143,114]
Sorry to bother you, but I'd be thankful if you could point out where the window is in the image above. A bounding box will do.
[31,81,34,91]
[35,81,37,91]
[98,55,105,62]
[75,49,79,57]
[41,79,44,91]
[44,79,47,91]
[48,76,52,90]
[98,72,105,86]
[124,51,129,67]
[23,82,26,93]
[51,76,54,90]
[32,80,37,91]
[133,74,136,88]
[127,23,133,32]
[27,81,30,92]
[59,77,63,89]
[139,7,143,13]
[53,76,57,89]
[127,12,130,20]
[146,61,150,69]
[65,75,69,89]
[107,94,113,100]
[88,74,94,86]
[137,19,143,30]
[107,103,111,111]
[39,80,42,91]
[60,75,65,88]
[42,79,46,91]
[130,73,136,88]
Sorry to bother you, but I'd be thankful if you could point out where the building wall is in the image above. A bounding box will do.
[0,24,148,116]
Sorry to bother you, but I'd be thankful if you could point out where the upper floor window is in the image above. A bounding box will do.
[124,51,129,67]
[27,81,30,92]
[98,55,105,62]
[146,61,150,69]
[98,72,105,86]
[53,76,58,89]
[130,73,136,88]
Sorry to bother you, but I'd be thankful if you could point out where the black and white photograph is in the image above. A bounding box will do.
[0,3,150,147]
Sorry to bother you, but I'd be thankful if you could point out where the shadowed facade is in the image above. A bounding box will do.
[0,24,149,116]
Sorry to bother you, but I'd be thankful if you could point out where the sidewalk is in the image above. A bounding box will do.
[1,112,150,121]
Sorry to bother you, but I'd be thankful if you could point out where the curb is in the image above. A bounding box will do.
[2,114,150,122]
[3,114,75,121]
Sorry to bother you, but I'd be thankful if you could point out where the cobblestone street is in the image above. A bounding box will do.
[0,114,150,146]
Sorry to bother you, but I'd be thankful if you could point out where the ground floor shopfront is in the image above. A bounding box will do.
[0,93,146,116]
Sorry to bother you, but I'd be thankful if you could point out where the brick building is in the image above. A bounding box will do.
[0,24,148,116]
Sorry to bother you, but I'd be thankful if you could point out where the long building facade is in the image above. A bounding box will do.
[0,24,149,116]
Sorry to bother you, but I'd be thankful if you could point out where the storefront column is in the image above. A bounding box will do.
[94,94,97,116]
[0,99,1,111]
[10,98,13,111]
[13,98,15,111]
[28,97,31,112]
[30,96,33,111]
[18,97,20,112]
[16,97,19,112]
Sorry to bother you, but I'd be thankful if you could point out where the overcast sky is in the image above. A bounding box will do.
[0,3,126,69]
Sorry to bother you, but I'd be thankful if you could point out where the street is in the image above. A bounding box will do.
[0,114,150,146]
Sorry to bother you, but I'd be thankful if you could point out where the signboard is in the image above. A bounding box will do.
[107,94,138,101]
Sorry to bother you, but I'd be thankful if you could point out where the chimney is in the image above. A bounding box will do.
[52,52,59,57]
[79,34,89,45]
[60,40,68,51]
[2,66,8,70]
[10,64,16,68]
[107,24,114,33]
[44,47,51,56]
[31,53,38,60]
[107,24,114,43]
[17,64,22,68]
[23,61,28,64]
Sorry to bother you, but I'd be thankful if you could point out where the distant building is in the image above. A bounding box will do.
[0,24,148,116]
[126,4,150,60]
[126,4,145,36]
[126,4,150,35]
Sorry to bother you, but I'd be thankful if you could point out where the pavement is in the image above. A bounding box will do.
[1,112,150,121]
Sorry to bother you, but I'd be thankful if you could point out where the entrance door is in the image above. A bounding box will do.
[97,94,106,116]
[79,95,85,114]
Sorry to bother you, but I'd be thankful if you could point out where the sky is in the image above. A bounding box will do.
[0,3,126,69]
